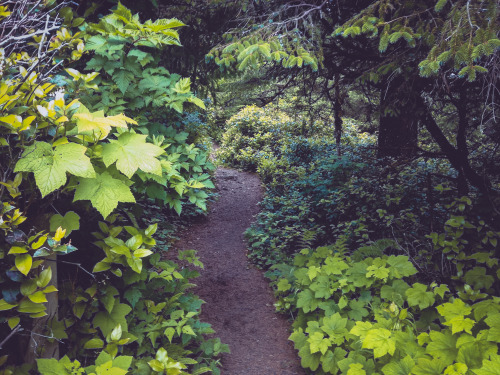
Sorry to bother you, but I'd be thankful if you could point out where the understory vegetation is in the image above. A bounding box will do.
[0,2,225,374]
[217,102,500,374]
[1,0,499,374]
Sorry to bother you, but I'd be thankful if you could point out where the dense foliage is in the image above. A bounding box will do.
[1,0,499,374]
[218,101,500,374]
[0,2,225,374]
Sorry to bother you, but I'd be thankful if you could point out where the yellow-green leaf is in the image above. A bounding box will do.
[15,254,32,276]
[8,317,20,329]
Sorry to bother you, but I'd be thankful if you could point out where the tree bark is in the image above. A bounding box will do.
[377,80,419,157]
[417,95,490,195]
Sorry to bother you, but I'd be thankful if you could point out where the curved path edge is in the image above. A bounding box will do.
[173,167,305,375]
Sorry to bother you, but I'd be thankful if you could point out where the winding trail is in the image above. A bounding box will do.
[174,167,305,375]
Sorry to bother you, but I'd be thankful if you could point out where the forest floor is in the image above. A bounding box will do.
[173,167,305,375]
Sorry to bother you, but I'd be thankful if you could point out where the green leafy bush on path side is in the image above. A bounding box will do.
[0,2,223,374]
[270,241,500,375]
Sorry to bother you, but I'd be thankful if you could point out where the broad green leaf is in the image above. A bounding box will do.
[426,331,458,365]
[298,341,321,371]
[382,355,415,375]
[348,363,367,375]
[464,267,494,290]
[14,142,95,197]
[124,288,142,307]
[277,278,291,291]
[321,347,347,373]
[362,328,396,358]
[485,313,500,342]
[310,275,331,298]
[84,338,104,349]
[437,299,472,320]
[112,69,134,94]
[15,254,32,276]
[74,172,135,218]
[323,256,349,275]
[49,211,80,237]
[348,299,369,320]
[350,321,373,340]
[28,291,48,303]
[444,363,468,375]
[102,132,164,178]
[93,302,132,337]
[36,357,71,375]
[387,255,418,277]
[473,356,500,375]
[444,316,475,334]
[412,358,447,375]
[321,313,347,345]
[433,284,450,299]
[473,299,500,320]
[366,258,390,280]
[85,35,107,52]
[381,279,410,305]
[457,342,489,370]
[187,96,206,109]
[296,289,319,313]
[164,327,175,343]
[0,299,16,311]
[72,105,136,139]
[148,359,164,372]
[406,283,435,309]
[112,356,133,371]
[8,317,20,329]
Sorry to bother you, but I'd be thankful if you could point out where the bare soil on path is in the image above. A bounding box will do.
[173,167,305,375]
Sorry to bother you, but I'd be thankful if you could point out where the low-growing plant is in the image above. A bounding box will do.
[270,241,500,374]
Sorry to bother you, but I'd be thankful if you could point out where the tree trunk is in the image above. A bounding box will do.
[24,257,59,363]
[377,80,419,157]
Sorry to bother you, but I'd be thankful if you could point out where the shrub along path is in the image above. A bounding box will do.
[173,167,305,375]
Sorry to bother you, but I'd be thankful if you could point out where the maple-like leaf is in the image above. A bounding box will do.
[485,313,500,342]
[425,331,458,365]
[296,289,319,313]
[308,331,330,355]
[381,355,415,375]
[74,172,135,218]
[406,283,435,309]
[49,211,80,237]
[15,141,95,197]
[72,105,137,140]
[362,328,396,358]
[102,132,165,178]
[437,299,472,321]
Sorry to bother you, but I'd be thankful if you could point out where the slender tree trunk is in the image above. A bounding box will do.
[334,73,343,156]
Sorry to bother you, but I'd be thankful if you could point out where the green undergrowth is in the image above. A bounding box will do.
[0,3,226,374]
[217,103,500,375]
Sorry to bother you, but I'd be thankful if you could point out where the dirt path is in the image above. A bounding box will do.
[173,167,305,375]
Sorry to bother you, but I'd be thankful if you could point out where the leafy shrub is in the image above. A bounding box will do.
[0,3,223,374]
[217,104,337,171]
[269,241,500,375]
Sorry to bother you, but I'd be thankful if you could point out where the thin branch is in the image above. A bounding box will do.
[0,325,23,350]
